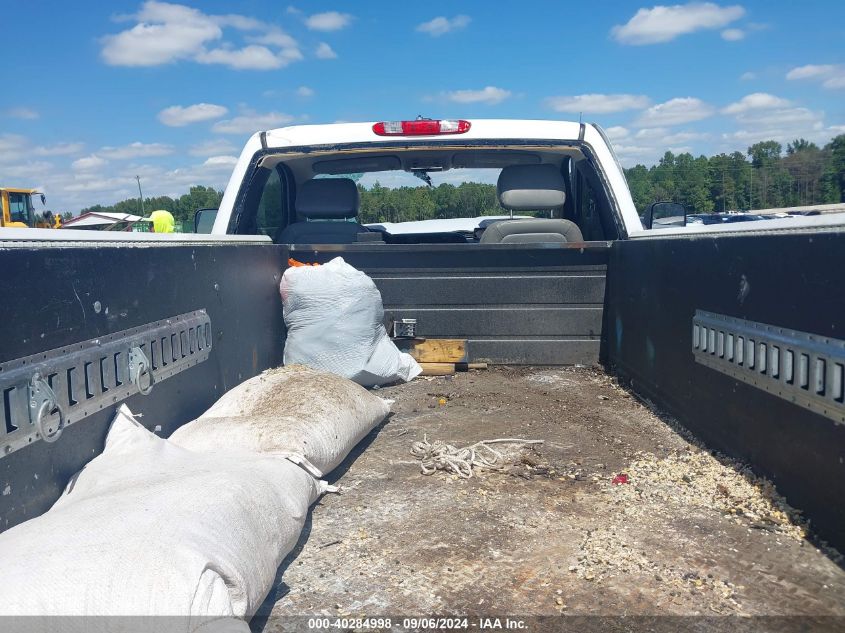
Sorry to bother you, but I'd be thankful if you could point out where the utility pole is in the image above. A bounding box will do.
[749,168,753,211]
[136,175,145,217]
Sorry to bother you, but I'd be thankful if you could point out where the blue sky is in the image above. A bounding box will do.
[1,1,844,212]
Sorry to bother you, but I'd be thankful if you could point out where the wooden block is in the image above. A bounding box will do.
[455,362,488,371]
[419,363,456,376]
[405,339,466,363]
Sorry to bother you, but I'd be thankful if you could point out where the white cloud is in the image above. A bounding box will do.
[212,110,295,134]
[734,107,821,128]
[786,64,837,80]
[544,93,650,114]
[444,86,511,105]
[635,97,715,126]
[305,11,352,31]
[721,104,827,146]
[604,126,630,142]
[739,71,756,81]
[33,142,85,156]
[62,176,141,195]
[634,127,669,138]
[612,144,673,166]
[195,44,301,70]
[629,127,708,145]
[6,107,39,120]
[819,76,845,89]
[189,139,238,157]
[100,1,302,70]
[722,127,817,146]
[203,155,238,167]
[25,154,242,212]
[721,92,791,115]
[0,135,84,163]
[315,42,337,59]
[416,15,471,37]
[0,133,26,159]
[296,86,315,98]
[721,28,744,40]
[158,103,228,126]
[247,28,297,48]
[101,1,222,66]
[720,93,826,144]
[99,142,174,160]
[612,2,745,45]
[786,64,845,89]
[609,127,711,166]
[661,130,710,144]
[72,154,108,171]
[213,14,264,31]
[0,161,54,181]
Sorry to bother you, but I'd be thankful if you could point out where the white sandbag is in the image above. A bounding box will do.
[170,364,390,476]
[280,257,421,386]
[0,405,325,632]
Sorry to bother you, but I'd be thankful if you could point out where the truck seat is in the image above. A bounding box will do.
[480,165,583,244]
[276,178,368,244]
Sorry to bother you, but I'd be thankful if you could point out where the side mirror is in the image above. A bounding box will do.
[643,201,686,229]
[39,194,46,206]
[194,208,218,233]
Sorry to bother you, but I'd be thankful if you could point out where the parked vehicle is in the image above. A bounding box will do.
[686,213,729,225]
[1,119,843,621]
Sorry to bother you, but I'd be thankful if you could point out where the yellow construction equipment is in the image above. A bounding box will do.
[0,187,61,228]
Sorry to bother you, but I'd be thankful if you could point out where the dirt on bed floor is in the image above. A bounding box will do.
[254,366,845,628]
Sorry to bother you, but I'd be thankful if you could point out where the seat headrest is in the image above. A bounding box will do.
[295,178,359,219]
[497,164,566,211]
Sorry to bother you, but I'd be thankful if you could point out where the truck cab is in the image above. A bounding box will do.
[209,119,642,243]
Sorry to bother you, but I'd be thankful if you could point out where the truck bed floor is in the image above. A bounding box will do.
[255,367,845,626]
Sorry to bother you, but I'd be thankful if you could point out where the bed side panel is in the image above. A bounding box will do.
[605,230,845,550]
[0,243,286,531]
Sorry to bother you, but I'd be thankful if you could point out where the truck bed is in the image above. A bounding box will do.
[254,367,845,626]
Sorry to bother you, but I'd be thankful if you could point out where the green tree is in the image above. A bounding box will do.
[786,139,818,155]
[824,135,845,203]
[783,140,825,205]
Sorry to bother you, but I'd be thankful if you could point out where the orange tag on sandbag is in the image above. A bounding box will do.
[288,258,320,267]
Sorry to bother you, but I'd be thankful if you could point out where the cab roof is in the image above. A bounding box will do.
[261,119,585,150]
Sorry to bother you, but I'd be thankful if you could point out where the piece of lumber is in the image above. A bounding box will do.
[405,339,466,363]
[419,363,456,376]
[455,362,488,371]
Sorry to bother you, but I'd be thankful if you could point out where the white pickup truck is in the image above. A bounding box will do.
[0,118,843,627]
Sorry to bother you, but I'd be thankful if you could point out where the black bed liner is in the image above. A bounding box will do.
[1,230,843,554]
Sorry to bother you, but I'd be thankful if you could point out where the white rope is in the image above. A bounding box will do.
[410,435,544,479]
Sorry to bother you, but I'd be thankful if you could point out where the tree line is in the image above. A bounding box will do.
[79,134,845,226]
[80,186,224,226]
[358,181,504,223]
[625,135,845,213]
